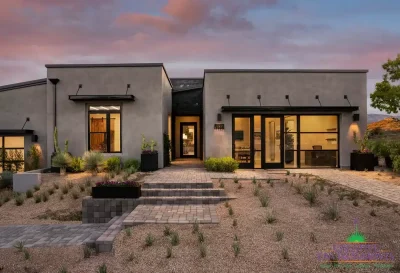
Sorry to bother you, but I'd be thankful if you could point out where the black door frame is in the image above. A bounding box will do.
[232,115,254,169]
[262,115,284,169]
[179,122,197,158]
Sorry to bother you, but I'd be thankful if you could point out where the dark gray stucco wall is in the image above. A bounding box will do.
[0,84,48,166]
[203,72,367,168]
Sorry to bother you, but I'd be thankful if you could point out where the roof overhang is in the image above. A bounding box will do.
[221,106,359,114]
[0,130,34,136]
[69,95,135,102]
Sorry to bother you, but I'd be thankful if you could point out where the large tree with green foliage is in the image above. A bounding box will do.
[370,54,400,113]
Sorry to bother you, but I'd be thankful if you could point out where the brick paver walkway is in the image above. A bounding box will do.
[123,204,219,226]
[0,223,108,248]
[290,169,400,205]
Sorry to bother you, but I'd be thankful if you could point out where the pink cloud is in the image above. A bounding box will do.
[116,0,277,34]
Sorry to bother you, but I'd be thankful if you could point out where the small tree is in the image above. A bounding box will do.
[370,54,400,113]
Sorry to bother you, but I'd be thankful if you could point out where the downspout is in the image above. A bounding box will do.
[48,78,60,152]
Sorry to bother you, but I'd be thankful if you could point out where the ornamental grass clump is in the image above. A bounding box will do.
[200,243,207,258]
[170,232,180,246]
[15,195,25,206]
[145,233,155,246]
[83,151,104,175]
[303,186,318,206]
[323,202,340,221]
[259,193,269,207]
[164,226,171,236]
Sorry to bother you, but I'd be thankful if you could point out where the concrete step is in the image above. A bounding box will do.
[143,182,214,189]
[138,196,232,205]
[141,188,226,197]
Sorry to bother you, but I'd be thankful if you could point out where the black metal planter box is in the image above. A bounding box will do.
[141,153,158,172]
[350,153,375,171]
[92,186,141,199]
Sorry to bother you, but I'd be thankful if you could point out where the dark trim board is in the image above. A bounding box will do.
[0,130,34,136]
[179,122,198,158]
[69,95,135,102]
[222,106,358,113]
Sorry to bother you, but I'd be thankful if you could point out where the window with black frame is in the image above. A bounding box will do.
[299,115,338,168]
[0,136,25,172]
[89,106,121,153]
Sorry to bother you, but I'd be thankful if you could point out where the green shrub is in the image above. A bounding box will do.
[33,184,40,192]
[204,157,239,172]
[105,156,121,172]
[48,187,55,195]
[123,159,140,171]
[26,190,33,198]
[323,202,340,221]
[34,194,42,203]
[70,157,84,173]
[199,243,207,258]
[15,195,25,206]
[0,171,13,189]
[125,166,137,176]
[83,151,104,174]
[52,152,72,169]
[26,144,41,170]
[170,232,180,246]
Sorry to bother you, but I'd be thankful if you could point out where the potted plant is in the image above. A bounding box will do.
[351,131,375,171]
[140,135,158,172]
[92,180,141,198]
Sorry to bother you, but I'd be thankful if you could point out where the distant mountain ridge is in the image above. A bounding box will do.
[367,114,400,124]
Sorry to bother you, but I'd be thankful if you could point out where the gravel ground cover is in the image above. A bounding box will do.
[1,173,399,272]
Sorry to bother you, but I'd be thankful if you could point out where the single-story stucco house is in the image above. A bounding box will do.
[0,63,367,171]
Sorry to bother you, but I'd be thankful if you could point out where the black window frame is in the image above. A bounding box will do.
[0,136,25,172]
[88,107,122,153]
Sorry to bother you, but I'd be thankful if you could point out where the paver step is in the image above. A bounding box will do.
[143,182,214,189]
[138,196,232,205]
[123,204,220,227]
[141,188,226,197]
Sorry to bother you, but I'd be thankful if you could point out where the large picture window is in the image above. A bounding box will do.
[299,115,338,168]
[89,106,121,153]
[0,136,25,172]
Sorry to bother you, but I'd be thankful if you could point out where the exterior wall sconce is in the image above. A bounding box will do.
[76,84,83,95]
[214,124,225,130]
[226,94,230,106]
[126,84,131,95]
[353,114,360,122]
[315,95,321,106]
[31,135,39,142]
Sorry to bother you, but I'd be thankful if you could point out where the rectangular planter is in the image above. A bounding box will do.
[350,153,375,171]
[92,186,141,199]
[141,152,158,172]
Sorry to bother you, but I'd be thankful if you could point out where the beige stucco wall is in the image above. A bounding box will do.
[204,71,368,168]
[174,116,201,158]
[0,84,48,168]
[46,66,170,168]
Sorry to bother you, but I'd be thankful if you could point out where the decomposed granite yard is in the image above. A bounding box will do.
[0,171,400,273]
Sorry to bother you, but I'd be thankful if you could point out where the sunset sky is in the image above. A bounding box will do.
[1,0,399,114]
